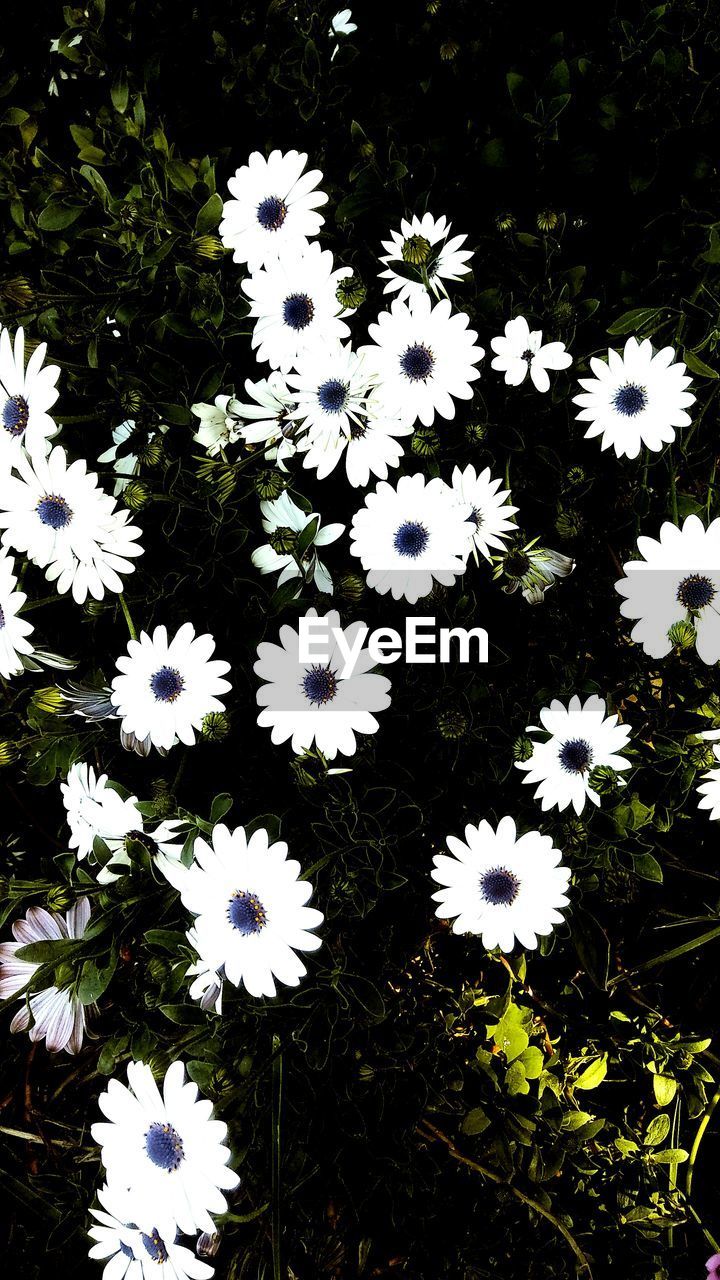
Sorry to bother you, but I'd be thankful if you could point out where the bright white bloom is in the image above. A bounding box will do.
[379,213,473,304]
[0,550,34,676]
[220,149,328,272]
[697,746,720,821]
[251,491,344,595]
[0,899,91,1053]
[91,1060,239,1238]
[451,464,518,563]
[229,374,298,469]
[615,515,720,663]
[361,292,483,427]
[431,816,570,952]
[61,760,142,859]
[350,472,472,603]
[573,336,694,459]
[299,393,412,487]
[190,397,244,457]
[490,315,571,393]
[516,694,632,814]
[243,242,352,374]
[185,927,223,1014]
[98,419,167,494]
[495,538,575,604]
[160,824,324,999]
[286,342,373,444]
[254,607,392,758]
[330,8,357,36]
[110,624,231,753]
[89,1182,213,1280]
[0,445,143,604]
[0,326,60,472]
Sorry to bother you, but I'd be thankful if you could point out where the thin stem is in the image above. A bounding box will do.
[687,1083,720,1200]
[418,1119,594,1278]
[668,451,678,524]
[271,1034,283,1280]
[118,594,138,641]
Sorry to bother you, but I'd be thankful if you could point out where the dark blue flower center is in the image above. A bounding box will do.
[612,383,647,417]
[227,890,267,935]
[150,666,184,703]
[145,1122,184,1172]
[677,574,715,611]
[559,738,593,774]
[317,378,348,413]
[283,293,315,331]
[480,867,520,906]
[302,665,339,705]
[393,520,429,558]
[141,1230,169,1263]
[36,494,73,529]
[400,343,434,382]
[2,394,29,437]
[257,195,288,231]
[0,605,5,629]
[119,1242,134,1259]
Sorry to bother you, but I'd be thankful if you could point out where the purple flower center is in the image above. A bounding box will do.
[2,394,29,437]
[257,195,288,231]
[612,383,647,417]
[36,494,73,529]
[393,520,429,558]
[150,666,184,703]
[677,574,715,611]
[302,665,339,705]
[400,343,434,382]
[283,293,314,331]
[228,890,267,935]
[559,738,593,774]
[145,1122,184,1172]
[480,867,520,906]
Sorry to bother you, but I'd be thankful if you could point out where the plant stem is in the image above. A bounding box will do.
[418,1119,594,1278]
[271,1034,283,1280]
[687,1082,720,1200]
[118,594,138,641]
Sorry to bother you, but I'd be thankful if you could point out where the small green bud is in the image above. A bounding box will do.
[495,212,516,233]
[512,734,534,762]
[668,619,696,650]
[46,885,75,912]
[537,209,560,232]
[336,274,366,310]
[555,508,583,539]
[402,234,432,266]
[31,686,65,715]
[411,424,440,457]
[269,526,298,554]
[588,764,619,795]
[255,469,287,501]
[436,708,470,740]
[337,573,365,603]
[0,741,19,766]
[202,711,229,742]
[191,234,225,261]
[122,480,152,511]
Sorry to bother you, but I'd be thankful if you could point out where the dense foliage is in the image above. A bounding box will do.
[2,2,720,1277]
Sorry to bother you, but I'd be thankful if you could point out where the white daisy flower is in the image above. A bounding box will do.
[286,341,373,444]
[220,149,328,272]
[254,607,392,758]
[349,472,472,603]
[615,515,720,663]
[159,824,324,999]
[251,491,345,595]
[431,816,571,952]
[190,397,244,457]
[0,898,91,1053]
[230,373,300,471]
[0,445,144,604]
[298,392,413,486]
[0,325,60,472]
[242,241,352,374]
[495,538,575,604]
[516,694,632,814]
[361,292,483,427]
[0,550,34,676]
[98,419,168,495]
[697,746,720,821]
[61,760,142,860]
[490,315,572,393]
[91,1059,239,1238]
[573,336,694,459]
[450,464,518,563]
[185,928,223,1015]
[110,624,232,753]
[330,8,357,36]
[89,1182,214,1280]
[379,213,473,305]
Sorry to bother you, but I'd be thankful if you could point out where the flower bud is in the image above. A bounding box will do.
[122,480,152,511]
[202,711,229,742]
[191,234,225,262]
[436,708,470,740]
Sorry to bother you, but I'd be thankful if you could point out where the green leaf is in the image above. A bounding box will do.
[683,348,719,379]
[80,164,111,208]
[210,792,233,823]
[633,853,663,883]
[574,1054,608,1090]
[571,906,610,989]
[652,1074,678,1106]
[77,949,118,1005]
[111,69,129,113]
[37,202,84,231]
[461,1106,490,1136]
[159,1003,208,1025]
[644,1113,670,1146]
[15,938,80,964]
[195,192,223,235]
[650,1148,689,1164]
[144,929,188,952]
[607,307,666,336]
